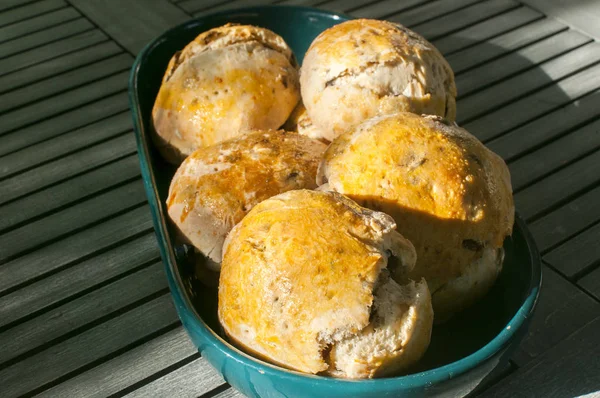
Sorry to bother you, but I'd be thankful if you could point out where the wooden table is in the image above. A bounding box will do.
[1,0,599,396]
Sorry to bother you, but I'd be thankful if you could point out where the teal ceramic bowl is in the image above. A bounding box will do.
[129,6,542,397]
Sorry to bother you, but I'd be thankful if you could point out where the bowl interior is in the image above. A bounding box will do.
[129,5,540,380]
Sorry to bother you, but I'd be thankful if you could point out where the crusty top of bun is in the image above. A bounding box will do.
[300,19,456,141]
[218,189,418,374]
[167,130,326,266]
[317,112,514,285]
[152,24,300,164]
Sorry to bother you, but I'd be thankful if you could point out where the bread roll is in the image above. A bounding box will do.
[218,189,433,378]
[282,101,327,143]
[167,130,326,270]
[153,24,300,163]
[317,112,514,322]
[300,19,456,142]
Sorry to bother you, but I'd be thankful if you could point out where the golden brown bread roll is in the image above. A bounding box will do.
[282,101,327,143]
[317,112,514,322]
[218,189,433,378]
[300,19,456,142]
[153,24,300,164]
[167,130,326,270]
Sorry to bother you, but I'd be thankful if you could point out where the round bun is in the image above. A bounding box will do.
[282,101,327,143]
[153,24,300,164]
[167,130,326,269]
[218,189,433,378]
[317,112,514,322]
[300,19,456,142]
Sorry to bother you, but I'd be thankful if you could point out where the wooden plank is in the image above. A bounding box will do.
[487,90,600,162]
[509,265,600,366]
[0,0,66,27]
[70,0,189,54]
[178,0,234,14]
[508,118,600,192]
[545,222,600,279]
[455,29,590,97]
[352,0,427,19]
[0,18,93,59]
[0,132,136,205]
[0,92,129,156]
[433,6,542,56]
[0,294,179,398]
[0,54,132,114]
[213,387,244,398]
[0,70,128,135]
[528,185,600,253]
[0,205,153,294]
[464,62,600,143]
[514,149,600,221]
[125,354,225,398]
[482,316,600,397]
[388,0,482,27]
[0,29,107,77]
[0,7,80,43]
[458,41,600,123]
[0,154,140,232]
[0,0,40,13]
[39,328,208,398]
[0,41,122,95]
[194,0,274,17]
[579,268,600,301]
[447,18,566,74]
[318,0,377,13]
[0,111,131,179]
[0,179,146,265]
[0,258,164,363]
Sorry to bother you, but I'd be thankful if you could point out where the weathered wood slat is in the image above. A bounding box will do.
[0,92,129,156]
[464,62,600,142]
[0,179,146,265]
[447,18,566,74]
[514,149,600,221]
[482,316,600,397]
[0,18,93,59]
[0,0,40,13]
[0,132,136,205]
[0,7,80,43]
[458,41,600,123]
[0,0,65,27]
[433,6,542,56]
[0,205,153,294]
[177,0,228,14]
[0,154,139,232]
[70,0,189,54]
[0,41,122,95]
[352,0,427,19]
[0,294,179,398]
[126,354,225,398]
[579,268,600,301]
[508,118,600,191]
[318,0,377,13]
[0,258,164,364]
[545,222,600,279]
[388,0,482,27]
[455,29,590,97]
[194,0,274,17]
[0,111,131,179]
[487,90,600,162]
[0,70,128,135]
[213,387,244,398]
[509,265,600,366]
[39,328,205,398]
[528,185,600,253]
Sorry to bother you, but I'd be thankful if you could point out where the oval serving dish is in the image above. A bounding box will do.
[128,6,542,398]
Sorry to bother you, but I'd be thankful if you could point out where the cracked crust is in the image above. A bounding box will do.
[218,190,432,377]
[317,112,514,321]
[152,24,300,164]
[167,130,326,269]
[300,19,456,141]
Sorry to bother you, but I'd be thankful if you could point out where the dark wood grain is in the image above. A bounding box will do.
[177,0,228,14]
[317,0,378,13]
[483,316,600,397]
[0,205,153,295]
[545,222,600,279]
[0,41,122,95]
[352,0,427,19]
[579,268,600,301]
[0,258,163,363]
[388,0,482,27]
[0,0,66,27]
[0,7,80,42]
[0,92,129,156]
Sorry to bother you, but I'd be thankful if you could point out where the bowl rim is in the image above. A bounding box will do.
[128,4,543,388]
